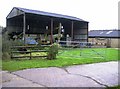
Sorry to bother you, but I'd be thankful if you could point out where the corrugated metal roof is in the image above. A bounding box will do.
[14,7,87,22]
[89,30,120,38]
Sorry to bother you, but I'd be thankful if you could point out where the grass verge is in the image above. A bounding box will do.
[2,48,120,71]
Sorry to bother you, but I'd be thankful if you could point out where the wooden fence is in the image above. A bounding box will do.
[11,45,49,59]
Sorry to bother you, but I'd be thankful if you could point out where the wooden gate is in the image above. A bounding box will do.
[11,45,49,59]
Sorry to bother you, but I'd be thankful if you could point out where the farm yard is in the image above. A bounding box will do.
[2,7,120,72]
[2,48,120,71]
[1,6,120,88]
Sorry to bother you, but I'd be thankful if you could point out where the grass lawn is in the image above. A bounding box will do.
[2,48,120,71]
[106,85,120,89]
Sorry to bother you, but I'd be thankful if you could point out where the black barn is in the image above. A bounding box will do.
[6,7,88,44]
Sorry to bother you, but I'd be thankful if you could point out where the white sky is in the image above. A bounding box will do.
[0,0,119,30]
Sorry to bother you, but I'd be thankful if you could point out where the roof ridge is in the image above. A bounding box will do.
[14,7,87,22]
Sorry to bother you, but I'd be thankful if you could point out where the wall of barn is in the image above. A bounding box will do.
[111,38,120,48]
[7,15,23,35]
[89,37,120,48]
[73,22,88,42]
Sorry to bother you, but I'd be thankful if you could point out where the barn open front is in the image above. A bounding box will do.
[7,7,88,45]
[5,7,89,59]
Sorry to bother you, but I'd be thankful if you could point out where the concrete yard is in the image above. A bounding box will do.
[2,61,119,87]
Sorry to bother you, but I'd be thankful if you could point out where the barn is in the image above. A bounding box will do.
[88,30,120,48]
[6,7,88,45]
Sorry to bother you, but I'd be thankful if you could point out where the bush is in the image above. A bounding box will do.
[2,52,11,60]
[47,43,59,60]
[2,33,24,60]
[2,32,11,60]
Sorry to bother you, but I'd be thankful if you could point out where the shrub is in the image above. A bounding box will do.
[2,33,24,60]
[2,32,11,59]
[2,52,11,60]
[47,43,59,60]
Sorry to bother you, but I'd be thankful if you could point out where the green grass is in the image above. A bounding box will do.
[2,48,120,71]
[106,85,120,89]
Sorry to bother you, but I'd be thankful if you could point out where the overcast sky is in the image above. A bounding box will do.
[0,0,119,30]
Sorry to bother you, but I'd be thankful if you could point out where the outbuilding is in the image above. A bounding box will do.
[88,30,120,48]
[6,7,88,44]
